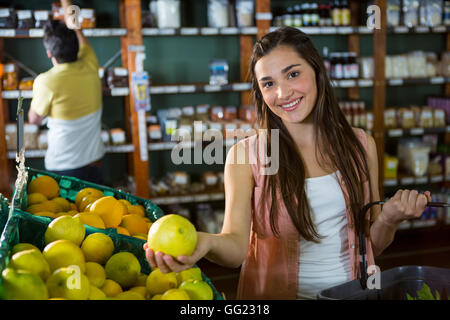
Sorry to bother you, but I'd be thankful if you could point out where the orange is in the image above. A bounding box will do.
[33,211,57,219]
[69,203,77,211]
[51,197,71,212]
[81,233,115,265]
[116,227,130,236]
[28,175,60,200]
[74,212,106,229]
[75,188,104,208]
[101,279,123,297]
[127,205,145,217]
[27,193,48,206]
[89,196,126,228]
[119,214,148,235]
[78,195,101,212]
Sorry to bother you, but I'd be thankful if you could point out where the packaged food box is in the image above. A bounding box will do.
[110,128,126,145]
[51,1,64,21]
[107,67,129,89]
[2,63,18,91]
[79,8,96,29]
[5,123,17,151]
[24,123,39,150]
[33,10,49,28]
[0,8,17,28]
[16,10,34,29]
[37,130,48,150]
[18,77,34,91]
[147,124,162,142]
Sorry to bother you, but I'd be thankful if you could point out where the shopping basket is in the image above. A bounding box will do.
[317,201,450,300]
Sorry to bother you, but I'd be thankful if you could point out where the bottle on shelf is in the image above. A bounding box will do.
[340,0,351,26]
[331,0,342,26]
[310,3,319,27]
[302,3,311,27]
[323,46,331,78]
[293,4,302,27]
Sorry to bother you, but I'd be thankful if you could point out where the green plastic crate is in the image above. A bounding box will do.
[15,167,165,220]
[0,194,9,243]
[2,168,224,300]
[0,204,224,300]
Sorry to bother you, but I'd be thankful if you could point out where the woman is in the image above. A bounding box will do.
[144,27,431,300]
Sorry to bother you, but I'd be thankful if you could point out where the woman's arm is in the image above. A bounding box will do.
[366,133,431,256]
[144,139,254,272]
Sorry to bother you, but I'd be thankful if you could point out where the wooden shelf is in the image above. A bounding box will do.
[2,88,130,99]
[268,25,450,36]
[142,27,258,36]
[149,82,251,95]
[150,191,225,205]
[386,126,450,138]
[384,175,448,187]
[148,139,237,151]
[0,28,127,38]
[6,144,135,159]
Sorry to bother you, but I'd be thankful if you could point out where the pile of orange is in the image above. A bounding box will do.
[25,176,152,240]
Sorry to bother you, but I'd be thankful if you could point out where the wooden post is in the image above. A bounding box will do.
[373,0,386,197]
[240,35,253,106]
[348,0,360,100]
[256,0,271,40]
[0,38,11,197]
[120,0,150,198]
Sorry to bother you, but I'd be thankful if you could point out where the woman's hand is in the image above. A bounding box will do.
[143,232,213,273]
[378,189,432,227]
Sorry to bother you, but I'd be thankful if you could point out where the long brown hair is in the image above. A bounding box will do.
[250,27,372,242]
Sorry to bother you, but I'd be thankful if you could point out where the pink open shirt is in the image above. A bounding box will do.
[237,128,375,300]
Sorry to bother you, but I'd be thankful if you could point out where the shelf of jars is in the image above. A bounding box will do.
[148,82,252,95]
[0,28,127,38]
[2,87,130,99]
[142,26,258,37]
[383,174,449,188]
[330,77,450,89]
[386,125,450,138]
[268,25,450,36]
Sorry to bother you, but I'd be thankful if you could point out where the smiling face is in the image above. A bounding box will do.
[254,45,318,125]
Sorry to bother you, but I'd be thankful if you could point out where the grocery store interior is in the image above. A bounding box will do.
[0,0,449,300]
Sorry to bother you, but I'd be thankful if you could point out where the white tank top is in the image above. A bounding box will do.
[296,171,351,300]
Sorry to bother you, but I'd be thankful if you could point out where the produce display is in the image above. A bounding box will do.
[24,175,151,240]
[0,168,223,300]
[0,215,213,300]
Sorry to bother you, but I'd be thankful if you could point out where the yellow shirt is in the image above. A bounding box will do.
[30,43,102,120]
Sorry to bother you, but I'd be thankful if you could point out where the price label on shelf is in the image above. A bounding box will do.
[220,27,238,35]
[240,27,258,35]
[321,27,337,34]
[180,28,199,35]
[163,86,179,94]
[255,12,272,21]
[394,26,409,33]
[110,88,129,96]
[414,26,429,33]
[358,26,372,34]
[430,175,443,183]
[178,85,196,93]
[389,79,404,86]
[384,179,397,187]
[29,29,44,37]
[400,177,415,185]
[339,80,356,88]
[149,87,166,94]
[204,85,221,92]
[337,26,353,34]
[193,194,209,202]
[0,29,15,37]
[414,176,428,184]
[232,83,251,91]
[433,26,446,33]
[409,128,424,135]
[111,28,127,36]
[210,193,225,201]
[21,91,33,99]
[2,91,19,99]
[142,28,159,36]
[159,28,176,36]
[201,28,219,35]
[430,77,444,84]
[358,79,373,87]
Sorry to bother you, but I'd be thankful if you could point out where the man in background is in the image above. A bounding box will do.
[28,0,104,184]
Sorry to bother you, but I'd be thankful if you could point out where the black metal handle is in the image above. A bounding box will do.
[358,199,449,290]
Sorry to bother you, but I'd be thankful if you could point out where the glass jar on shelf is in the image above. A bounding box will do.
[208,0,229,28]
[156,0,181,28]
